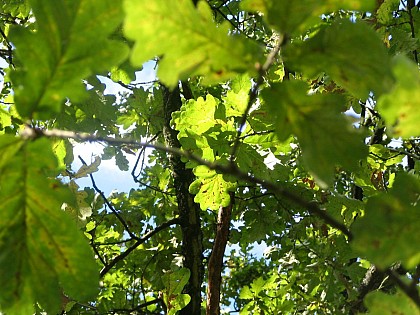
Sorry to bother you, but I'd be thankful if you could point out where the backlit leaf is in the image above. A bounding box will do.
[123,0,262,88]
[190,165,236,210]
[351,173,420,268]
[285,19,393,99]
[172,94,218,137]
[10,0,128,118]
[239,286,254,299]
[74,156,101,179]
[377,55,420,138]
[223,74,251,117]
[262,81,368,187]
[241,0,375,34]
[0,136,99,314]
[365,291,420,315]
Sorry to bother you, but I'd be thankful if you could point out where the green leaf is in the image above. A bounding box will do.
[172,95,221,167]
[190,165,236,211]
[351,173,420,268]
[162,268,190,295]
[172,94,219,137]
[123,0,262,88]
[223,74,251,117]
[377,0,400,25]
[1,0,30,18]
[239,286,254,299]
[110,59,137,84]
[241,0,375,34]
[0,106,12,134]
[365,291,420,315]
[167,294,191,315]
[368,144,404,169]
[64,181,93,226]
[162,268,191,314]
[250,276,266,295]
[377,55,420,138]
[10,0,128,119]
[262,81,368,188]
[284,19,393,99]
[0,136,99,314]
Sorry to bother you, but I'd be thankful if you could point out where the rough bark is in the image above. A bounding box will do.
[162,85,203,315]
[206,192,234,315]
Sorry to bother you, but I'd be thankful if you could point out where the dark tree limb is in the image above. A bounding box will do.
[100,218,180,277]
[206,192,234,315]
[386,269,420,308]
[110,297,164,314]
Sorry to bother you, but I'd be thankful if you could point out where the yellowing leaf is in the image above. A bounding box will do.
[365,291,420,315]
[0,136,99,314]
[123,0,262,88]
[378,55,420,138]
[284,19,393,99]
[351,173,420,269]
[10,0,129,119]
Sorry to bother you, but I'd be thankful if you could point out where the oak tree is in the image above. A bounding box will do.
[0,0,420,314]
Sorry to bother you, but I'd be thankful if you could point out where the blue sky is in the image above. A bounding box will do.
[73,61,157,195]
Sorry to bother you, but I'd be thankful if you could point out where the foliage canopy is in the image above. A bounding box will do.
[0,0,420,314]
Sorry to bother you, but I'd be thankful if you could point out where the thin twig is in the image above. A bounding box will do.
[0,26,14,66]
[90,238,107,267]
[131,132,162,187]
[230,33,286,162]
[388,147,420,161]
[78,155,140,241]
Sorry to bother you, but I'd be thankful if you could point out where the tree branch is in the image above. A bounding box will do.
[407,0,419,64]
[206,192,234,315]
[230,33,286,162]
[100,218,180,277]
[110,297,164,313]
[22,126,352,239]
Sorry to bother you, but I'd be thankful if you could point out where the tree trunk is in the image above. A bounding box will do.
[206,192,234,315]
[162,85,204,315]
